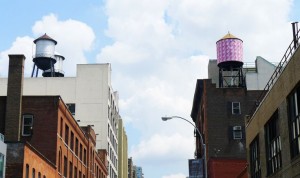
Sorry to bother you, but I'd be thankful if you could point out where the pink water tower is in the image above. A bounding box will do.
[216,33,245,88]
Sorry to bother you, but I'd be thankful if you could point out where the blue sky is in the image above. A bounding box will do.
[0,0,299,178]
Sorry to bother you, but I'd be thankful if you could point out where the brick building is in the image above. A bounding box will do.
[246,23,300,178]
[128,157,134,178]
[190,33,274,177]
[191,79,262,178]
[0,54,108,178]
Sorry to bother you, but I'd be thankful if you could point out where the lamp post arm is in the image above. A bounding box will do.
[171,116,207,178]
[171,116,204,146]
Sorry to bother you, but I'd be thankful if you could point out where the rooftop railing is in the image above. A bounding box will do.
[248,23,300,120]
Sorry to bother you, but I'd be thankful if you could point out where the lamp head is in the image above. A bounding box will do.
[161,116,172,121]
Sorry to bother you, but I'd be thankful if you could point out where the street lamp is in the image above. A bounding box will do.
[161,116,207,178]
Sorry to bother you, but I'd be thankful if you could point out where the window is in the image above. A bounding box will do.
[32,168,35,178]
[70,131,74,151]
[66,103,76,115]
[69,162,73,178]
[25,164,29,178]
[233,126,242,139]
[64,156,68,177]
[80,144,83,161]
[58,149,62,173]
[287,87,300,158]
[38,172,41,178]
[265,110,282,175]
[75,138,79,156]
[60,118,63,136]
[0,154,4,178]
[22,114,33,136]
[84,149,87,165]
[74,166,77,178]
[250,136,261,178]
[232,102,241,115]
[79,171,82,178]
[65,125,69,145]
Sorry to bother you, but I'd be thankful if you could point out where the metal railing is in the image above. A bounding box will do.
[249,25,300,119]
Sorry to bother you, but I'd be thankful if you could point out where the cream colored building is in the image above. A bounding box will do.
[118,119,128,178]
[246,37,300,177]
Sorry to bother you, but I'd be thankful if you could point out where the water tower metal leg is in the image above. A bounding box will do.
[219,68,223,88]
[31,64,36,78]
[36,68,39,77]
[49,60,54,77]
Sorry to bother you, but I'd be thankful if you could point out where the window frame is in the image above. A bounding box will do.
[250,136,261,178]
[287,87,300,158]
[25,164,29,178]
[70,131,74,151]
[66,103,76,115]
[32,168,35,178]
[233,126,243,140]
[22,114,34,136]
[232,102,241,115]
[265,110,282,175]
[64,156,68,177]
[65,124,69,146]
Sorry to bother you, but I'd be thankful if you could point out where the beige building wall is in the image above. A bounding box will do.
[118,119,128,178]
[246,46,300,177]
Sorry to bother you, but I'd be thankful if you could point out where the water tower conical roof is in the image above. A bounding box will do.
[218,32,242,42]
[34,33,57,45]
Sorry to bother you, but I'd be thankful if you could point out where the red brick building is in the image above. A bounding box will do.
[0,55,108,178]
[191,79,261,178]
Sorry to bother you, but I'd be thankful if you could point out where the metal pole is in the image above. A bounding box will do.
[163,116,207,178]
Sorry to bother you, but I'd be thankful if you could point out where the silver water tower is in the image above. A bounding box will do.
[31,34,57,77]
[43,52,65,77]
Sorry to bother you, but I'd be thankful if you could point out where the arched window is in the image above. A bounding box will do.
[25,164,29,178]
[32,168,35,178]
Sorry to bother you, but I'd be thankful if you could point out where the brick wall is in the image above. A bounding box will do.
[5,143,24,178]
[5,55,25,142]
[208,158,247,178]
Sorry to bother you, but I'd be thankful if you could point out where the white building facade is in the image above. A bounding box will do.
[0,133,6,178]
[0,64,119,178]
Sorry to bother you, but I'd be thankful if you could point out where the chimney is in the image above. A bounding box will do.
[292,22,299,49]
[4,54,25,142]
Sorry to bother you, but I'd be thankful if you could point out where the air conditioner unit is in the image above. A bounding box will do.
[233,126,242,130]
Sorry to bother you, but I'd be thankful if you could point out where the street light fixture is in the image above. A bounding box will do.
[161,116,207,178]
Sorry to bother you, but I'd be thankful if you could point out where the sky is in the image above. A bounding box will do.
[0,0,299,177]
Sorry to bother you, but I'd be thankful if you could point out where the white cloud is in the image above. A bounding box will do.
[162,173,186,178]
[0,36,34,77]
[0,14,96,77]
[130,133,194,165]
[99,0,294,177]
